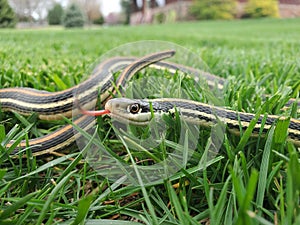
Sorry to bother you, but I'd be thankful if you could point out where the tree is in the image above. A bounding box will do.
[72,0,102,24]
[190,0,237,20]
[0,0,17,28]
[9,0,54,23]
[48,3,63,25]
[93,15,104,25]
[121,0,131,25]
[63,3,85,28]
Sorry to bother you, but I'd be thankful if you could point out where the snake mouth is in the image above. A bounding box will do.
[78,99,148,125]
[108,113,150,126]
[105,98,154,126]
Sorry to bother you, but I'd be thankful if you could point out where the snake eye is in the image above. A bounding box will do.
[128,103,140,114]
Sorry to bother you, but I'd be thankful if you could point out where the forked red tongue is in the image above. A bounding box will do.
[75,98,110,116]
[80,109,110,116]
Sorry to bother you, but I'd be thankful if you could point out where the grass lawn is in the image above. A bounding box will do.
[1,18,300,224]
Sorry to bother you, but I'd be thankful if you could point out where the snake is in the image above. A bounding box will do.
[96,97,300,147]
[2,50,177,156]
[1,50,299,156]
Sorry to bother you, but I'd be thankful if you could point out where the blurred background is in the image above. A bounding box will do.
[1,0,300,29]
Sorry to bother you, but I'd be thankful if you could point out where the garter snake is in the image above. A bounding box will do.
[0,53,222,121]
[3,50,178,156]
[1,50,299,156]
[100,97,300,147]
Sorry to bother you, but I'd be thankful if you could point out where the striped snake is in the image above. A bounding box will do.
[1,50,299,156]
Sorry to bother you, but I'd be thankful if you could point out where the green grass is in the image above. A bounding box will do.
[1,18,300,224]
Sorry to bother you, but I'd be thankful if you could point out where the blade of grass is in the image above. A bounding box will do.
[256,126,275,215]
[211,176,231,224]
[0,191,39,220]
[0,124,5,142]
[70,194,94,225]
[166,181,185,224]
[36,170,76,225]
[119,135,159,225]
[236,169,259,225]
[1,153,77,186]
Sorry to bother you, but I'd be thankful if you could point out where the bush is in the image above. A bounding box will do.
[243,0,279,18]
[63,3,85,28]
[190,0,237,20]
[0,0,17,28]
[93,16,104,25]
[154,12,166,23]
[48,3,64,25]
[154,11,177,24]
[166,10,177,23]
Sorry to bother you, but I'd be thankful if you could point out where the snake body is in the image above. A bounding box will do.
[104,98,300,147]
[2,50,177,155]
[1,50,299,156]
